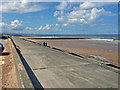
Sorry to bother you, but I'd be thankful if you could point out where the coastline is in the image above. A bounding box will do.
[22,37,119,66]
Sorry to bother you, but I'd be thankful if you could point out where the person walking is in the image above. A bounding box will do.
[43,42,45,46]
[45,42,47,46]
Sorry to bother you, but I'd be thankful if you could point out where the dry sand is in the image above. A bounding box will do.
[2,38,18,88]
[26,38,119,65]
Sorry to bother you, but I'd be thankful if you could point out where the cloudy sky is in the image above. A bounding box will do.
[0,1,118,35]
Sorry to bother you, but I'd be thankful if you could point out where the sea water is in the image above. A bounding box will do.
[31,34,119,45]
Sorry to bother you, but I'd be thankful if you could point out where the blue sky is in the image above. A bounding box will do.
[0,1,118,35]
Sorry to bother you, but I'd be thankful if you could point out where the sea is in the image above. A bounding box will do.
[27,34,120,45]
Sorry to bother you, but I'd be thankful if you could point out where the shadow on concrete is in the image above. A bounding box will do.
[16,48,44,89]
[11,38,44,89]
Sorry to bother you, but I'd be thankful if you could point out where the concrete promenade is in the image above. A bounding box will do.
[13,36,118,88]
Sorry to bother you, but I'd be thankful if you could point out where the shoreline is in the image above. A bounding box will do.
[22,37,119,66]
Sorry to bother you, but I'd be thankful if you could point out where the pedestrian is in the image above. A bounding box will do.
[45,42,47,46]
[43,42,45,46]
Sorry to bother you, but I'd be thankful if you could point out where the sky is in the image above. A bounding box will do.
[0,1,119,35]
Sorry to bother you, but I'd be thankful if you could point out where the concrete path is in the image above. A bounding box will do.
[13,36,118,88]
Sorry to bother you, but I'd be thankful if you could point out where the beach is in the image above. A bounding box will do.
[21,37,119,66]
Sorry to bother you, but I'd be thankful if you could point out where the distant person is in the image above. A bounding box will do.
[43,42,45,46]
[45,42,47,46]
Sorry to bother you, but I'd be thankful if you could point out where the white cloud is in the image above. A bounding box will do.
[54,11,59,16]
[80,2,96,9]
[0,22,8,27]
[55,2,115,25]
[38,25,43,30]
[26,27,33,30]
[10,20,24,30]
[10,20,22,26]
[55,24,59,26]
[88,8,114,23]
[0,2,46,13]
[43,24,51,30]
[68,18,78,23]
[54,11,64,16]
[62,24,68,26]
[79,19,87,24]
[0,22,9,33]
[0,20,24,31]
[57,16,64,21]
[79,2,116,10]
[1,20,62,34]
[56,2,67,10]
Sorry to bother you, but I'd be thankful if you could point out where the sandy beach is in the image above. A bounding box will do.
[22,37,119,66]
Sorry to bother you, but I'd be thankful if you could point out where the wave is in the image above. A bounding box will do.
[35,36,59,38]
[84,38,114,42]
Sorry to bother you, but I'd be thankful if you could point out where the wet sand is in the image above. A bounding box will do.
[25,38,119,65]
